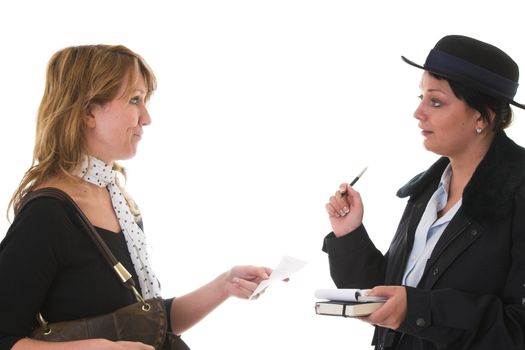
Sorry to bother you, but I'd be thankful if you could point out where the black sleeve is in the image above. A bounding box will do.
[322,224,386,289]
[0,197,75,350]
[163,297,174,332]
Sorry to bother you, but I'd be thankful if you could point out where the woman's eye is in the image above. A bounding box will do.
[417,94,423,100]
[430,98,442,107]
[130,96,140,105]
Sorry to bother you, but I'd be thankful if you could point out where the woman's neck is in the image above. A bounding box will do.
[447,132,495,199]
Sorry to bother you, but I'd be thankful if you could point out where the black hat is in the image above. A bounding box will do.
[402,35,525,109]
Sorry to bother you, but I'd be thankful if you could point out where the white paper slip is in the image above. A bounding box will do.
[314,288,388,303]
[249,255,307,299]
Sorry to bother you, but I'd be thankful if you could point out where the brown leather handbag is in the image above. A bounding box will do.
[23,188,190,350]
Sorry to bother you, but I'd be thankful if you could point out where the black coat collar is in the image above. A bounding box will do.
[396,132,525,222]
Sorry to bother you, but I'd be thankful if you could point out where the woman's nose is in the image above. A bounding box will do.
[140,106,152,126]
[413,102,425,121]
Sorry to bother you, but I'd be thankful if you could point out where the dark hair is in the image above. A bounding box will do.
[430,72,513,131]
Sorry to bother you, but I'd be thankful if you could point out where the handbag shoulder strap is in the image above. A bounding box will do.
[19,187,145,304]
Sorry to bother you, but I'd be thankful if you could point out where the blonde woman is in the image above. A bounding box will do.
[0,45,271,350]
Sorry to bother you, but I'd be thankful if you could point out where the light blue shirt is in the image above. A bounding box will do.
[402,164,462,287]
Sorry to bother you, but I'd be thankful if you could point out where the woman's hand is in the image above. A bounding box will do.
[224,265,272,299]
[169,265,274,334]
[325,183,364,237]
[360,286,407,330]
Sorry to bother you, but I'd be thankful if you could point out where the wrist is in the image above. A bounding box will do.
[333,221,363,237]
[219,270,232,300]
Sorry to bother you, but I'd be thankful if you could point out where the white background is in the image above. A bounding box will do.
[1,1,525,349]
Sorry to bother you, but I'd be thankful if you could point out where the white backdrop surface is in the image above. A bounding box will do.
[1,1,525,349]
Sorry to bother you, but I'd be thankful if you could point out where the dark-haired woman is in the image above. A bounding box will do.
[323,35,525,349]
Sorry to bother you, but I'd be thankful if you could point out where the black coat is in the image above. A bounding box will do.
[323,132,525,349]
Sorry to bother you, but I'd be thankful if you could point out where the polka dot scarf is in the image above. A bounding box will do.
[77,156,161,299]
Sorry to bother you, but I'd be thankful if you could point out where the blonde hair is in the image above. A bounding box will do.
[9,44,156,217]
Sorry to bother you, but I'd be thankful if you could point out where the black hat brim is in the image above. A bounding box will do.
[401,55,525,110]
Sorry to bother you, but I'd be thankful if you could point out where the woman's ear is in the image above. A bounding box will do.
[84,104,98,129]
[475,108,495,131]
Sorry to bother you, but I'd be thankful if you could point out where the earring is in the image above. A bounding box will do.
[476,127,483,134]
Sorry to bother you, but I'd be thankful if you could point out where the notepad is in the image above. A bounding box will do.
[314,288,387,317]
[315,300,384,317]
[314,288,388,303]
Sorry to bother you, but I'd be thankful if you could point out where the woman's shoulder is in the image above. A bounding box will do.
[6,186,81,245]
[0,196,73,262]
[18,190,72,218]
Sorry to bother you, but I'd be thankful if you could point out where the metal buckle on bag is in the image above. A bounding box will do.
[130,285,151,311]
[114,262,151,311]
[37,313,52,335]
[114,262,133,284]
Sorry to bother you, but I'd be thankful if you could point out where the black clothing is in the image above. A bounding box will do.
[0,195,173,350]
[323,132,525,349]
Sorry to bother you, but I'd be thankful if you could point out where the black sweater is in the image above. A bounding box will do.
[0,196,172,350]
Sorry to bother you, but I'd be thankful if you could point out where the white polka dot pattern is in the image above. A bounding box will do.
[77,156,161,298]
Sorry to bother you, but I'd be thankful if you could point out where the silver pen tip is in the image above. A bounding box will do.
[357,166,368,178]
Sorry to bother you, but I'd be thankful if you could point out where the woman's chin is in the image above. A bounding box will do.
[117,148,138,161]
[422,140,438,153]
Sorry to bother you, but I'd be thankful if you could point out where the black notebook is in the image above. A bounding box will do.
[315,300,384,317]
[314,288,387,317]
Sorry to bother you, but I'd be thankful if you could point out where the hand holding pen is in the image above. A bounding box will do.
[340,166,368,196]
[326,167,367,237]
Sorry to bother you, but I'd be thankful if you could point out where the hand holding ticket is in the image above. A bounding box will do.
[249,255,307,299]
